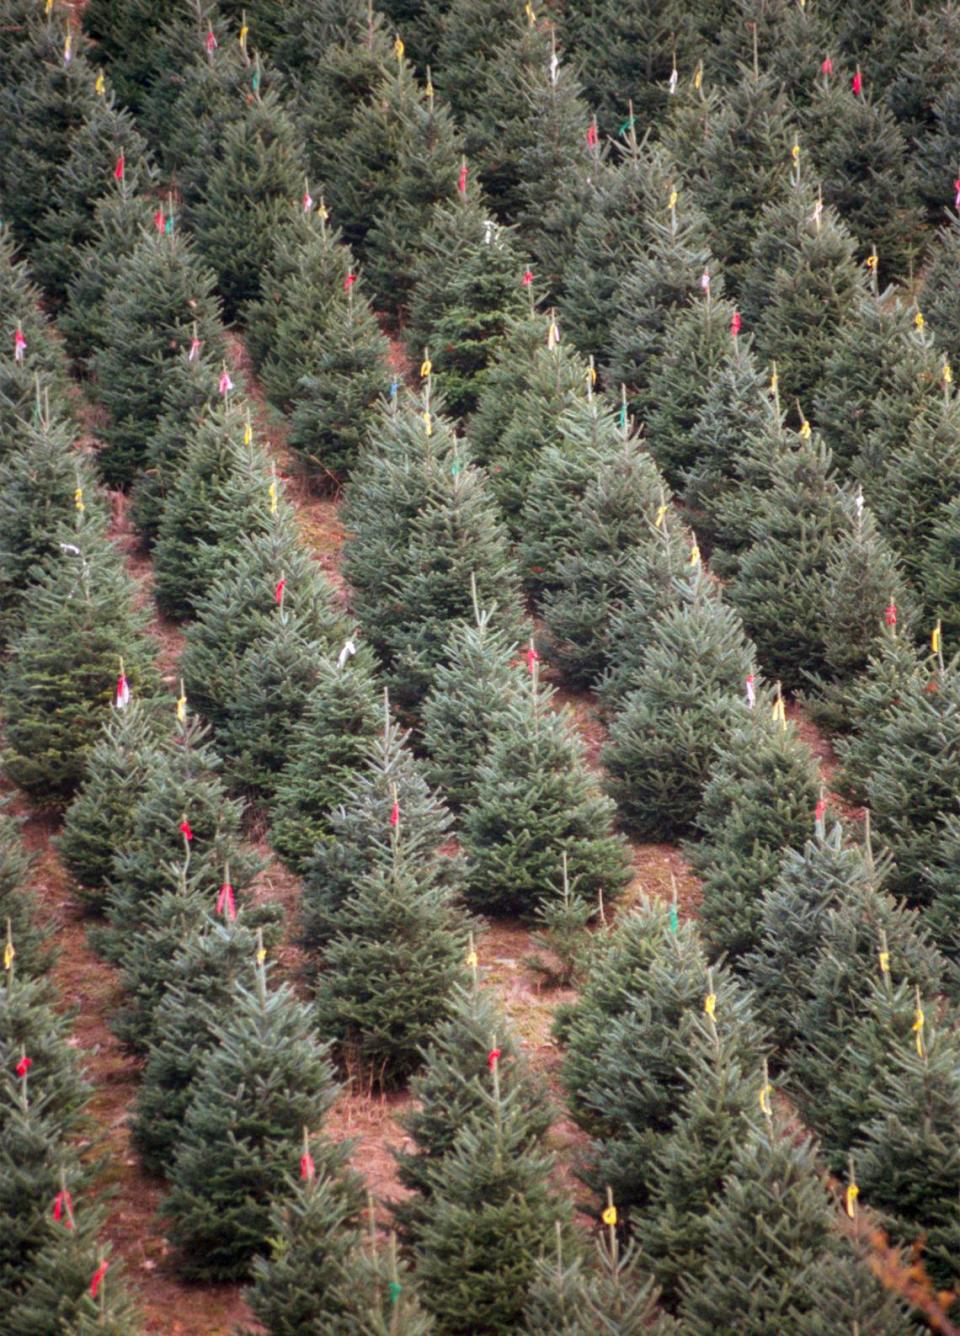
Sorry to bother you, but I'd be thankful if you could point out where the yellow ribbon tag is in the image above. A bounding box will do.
[547,320,559,349]
[654,503,668,529]
[932,620,942,655]
[74,487,84,513]
[693,61,703,90]
[63,31,71,62]
[243,421,252,446]
[394,35,404,60]
[913,1005,925,1056]
[668,188,678,211]
[878,949,890,974]
[239,22,249,48]
[799,418,811,440]
[317,201,329,221]
[425,75,434,99]
[95,71,105,96]
[588,364,597,385]
[865,252,878,271]
[423,410,432,437]
[466,949,478,969]
[420,358,432,379]
[176,693,187,724]
[791,140,800,162]
[525,0,536,22]
[46,0,54,12]
[944,361,953,385]
[772,697,786,728]
[268,480,278,515]
[914,310,925,330]
[256,945,267,965]
[704,992,716,1017]
[845,1183,859,1218]
[759,1082,773,1116]
[689,542,700,566]
[601,1205,617,1227]
[3,940,13,971]
[770,367,778,395]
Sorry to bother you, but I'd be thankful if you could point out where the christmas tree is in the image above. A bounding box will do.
[0,808,48,981]
[918,493,960,647]
[90,227,225,487]
[1,967,91,1142]
[152,400,275,619]
[2,523,159,806]
[461,662,630,919]
[187,89,305,320]
[420,609,526,811]
[924,813,960,972]
[269,645,382,874]
[834,628,924,804]
[163,954,348,1281]
[603,575,756,838]
[404,190,528,418]
[694,704,820,963]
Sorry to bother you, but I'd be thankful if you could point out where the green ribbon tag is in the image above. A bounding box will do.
[668,903,679,934]
[388,1281,402,1306]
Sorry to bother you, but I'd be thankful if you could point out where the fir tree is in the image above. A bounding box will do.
[91,228,225,487]
[0,968,91,1142]
[676,1108,844,1334]
[561,901,766,1217]
[269,646,382,874]
[461,665,630,920]
[918,493,960,646]
[287,272,390,486]
[181,516,346,728]
[925,812,960,978]
[420,610,525,812]
[2,524,159,806]
[314,830,470,1087]
[0,809,47,983]
[188,89,305,320]
[834,628,924,804]
[405,191,528,419]
[152,400,275,620]
[729,428,849,691]
[413,1053,571,1334]
[58,701,164,911]
[0,232,69,394]
[300,713,461,957]
[603,577,756,838]
[920,214,960,369]
[163,955,347,1281]
[693,706,821,963]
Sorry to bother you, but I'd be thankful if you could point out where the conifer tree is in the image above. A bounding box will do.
[0,232,69,395]
[188,89,306,320]
[131,910,262,1174]
[31,93,156,307]
[2,524,159,806]
[163,955,347,1281]
[815,282,940,478]
[287,270,390,486]
[269,646,382,874]
[245,201,355,405]
[806,73,924,279]
[91,228,225,487]
[152,401,275,619]
[412,1052,571,1334]
[420,611,525,812]
[561,901,766,1217]
[342,392,524,715]
[405,192,528,418]
[676,1108,843,1334]
[0,810,47,983]
[58,701,164,911]
[242,1159,366,1335]
[314,827,470,1087]
[603,577,756,838]
[325,59,462,321]
[60,190,156,369]
[694,706,820,963]
[863,656,960,907]
[918,493,960,646]
[920,215,960,369]
[729,429,848,691]
[1,968,91,1142]
[461,663,630,919]
[181,516,346,727]
[470,314,590,528]
[0,404,105,645]
[924,813,960,976]
[300,713,461,957]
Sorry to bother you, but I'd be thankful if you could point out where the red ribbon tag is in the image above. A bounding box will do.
[885,602,897,627]
[343,272,356,292]
[205,28,217,53]
[821,56,833,75]
[390,801,400,827]
[188,337,201,362]
[16,1056,32,1077]
[852,70,862,95]
[525,646,539,673]
[522,268,533,286]
[216,883,236,921]
[115,673,130,709]
[90,1260,109,1299]
[487,1048,501,1070]
[179,819,193,842]
[275,577,286,605]
[458,163,468,194]
[302,190,313,213]
[954,178,960,209]
[586,123,598,148]
[13,329,26,361]
[114,152,124,181]
[53,1190,75,1228]
[300,1151,315,1181]
[154,209,165,232]
[730,310,742,337]
[219,369,233,395]
[815,798,827,822]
